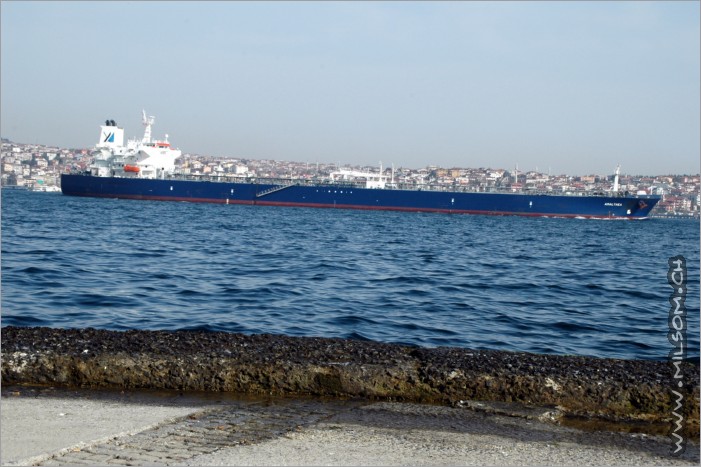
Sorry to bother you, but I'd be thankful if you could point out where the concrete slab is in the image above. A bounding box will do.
[0,387,213,465]
[1,387,698,466]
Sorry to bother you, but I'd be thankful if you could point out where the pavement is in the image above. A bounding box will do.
[1,385,698,466]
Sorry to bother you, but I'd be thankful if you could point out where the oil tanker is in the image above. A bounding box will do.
[60,112,660,220]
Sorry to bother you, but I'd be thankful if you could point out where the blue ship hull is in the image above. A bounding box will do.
[60,174,660,219]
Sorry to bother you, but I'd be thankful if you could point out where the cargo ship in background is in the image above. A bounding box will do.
[60,112,660,219]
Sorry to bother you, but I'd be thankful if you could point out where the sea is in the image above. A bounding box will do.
[2,188,699,361]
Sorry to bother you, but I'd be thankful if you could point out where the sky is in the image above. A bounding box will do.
[1,1,699,175]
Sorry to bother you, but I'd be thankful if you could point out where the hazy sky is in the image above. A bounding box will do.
[1,1,699,175]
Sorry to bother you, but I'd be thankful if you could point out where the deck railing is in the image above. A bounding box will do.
[68,169,653,198]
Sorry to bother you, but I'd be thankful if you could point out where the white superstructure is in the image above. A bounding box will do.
[330,162,388,189]
[89,110,181,179]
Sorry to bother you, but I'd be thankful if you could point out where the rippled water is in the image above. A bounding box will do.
[2,189,698,360]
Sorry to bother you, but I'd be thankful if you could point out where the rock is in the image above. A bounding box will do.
[1,326,698,437]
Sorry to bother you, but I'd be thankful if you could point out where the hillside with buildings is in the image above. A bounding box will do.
[1,139,698,218]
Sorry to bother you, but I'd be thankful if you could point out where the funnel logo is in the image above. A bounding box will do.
[103,131,115,143]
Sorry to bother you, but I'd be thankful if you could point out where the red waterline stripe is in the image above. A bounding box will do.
[62,191,647,219]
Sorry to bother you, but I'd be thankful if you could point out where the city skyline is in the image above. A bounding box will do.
[4,137,700,218]
[4,138,700,180]
[1,1,699,176]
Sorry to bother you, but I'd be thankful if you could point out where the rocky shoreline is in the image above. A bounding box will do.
[2,326,698,437]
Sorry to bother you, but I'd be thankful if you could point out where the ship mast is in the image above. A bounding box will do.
[141,110,155,144]
[612,164,620,192]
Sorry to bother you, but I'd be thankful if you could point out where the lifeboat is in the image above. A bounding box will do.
[124,165,140,173]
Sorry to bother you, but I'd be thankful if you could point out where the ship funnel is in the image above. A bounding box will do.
[97,121,124,148]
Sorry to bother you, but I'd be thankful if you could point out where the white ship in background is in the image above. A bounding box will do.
[90,110,181,179]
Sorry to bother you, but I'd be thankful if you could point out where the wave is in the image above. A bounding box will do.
[1,189,699,361]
